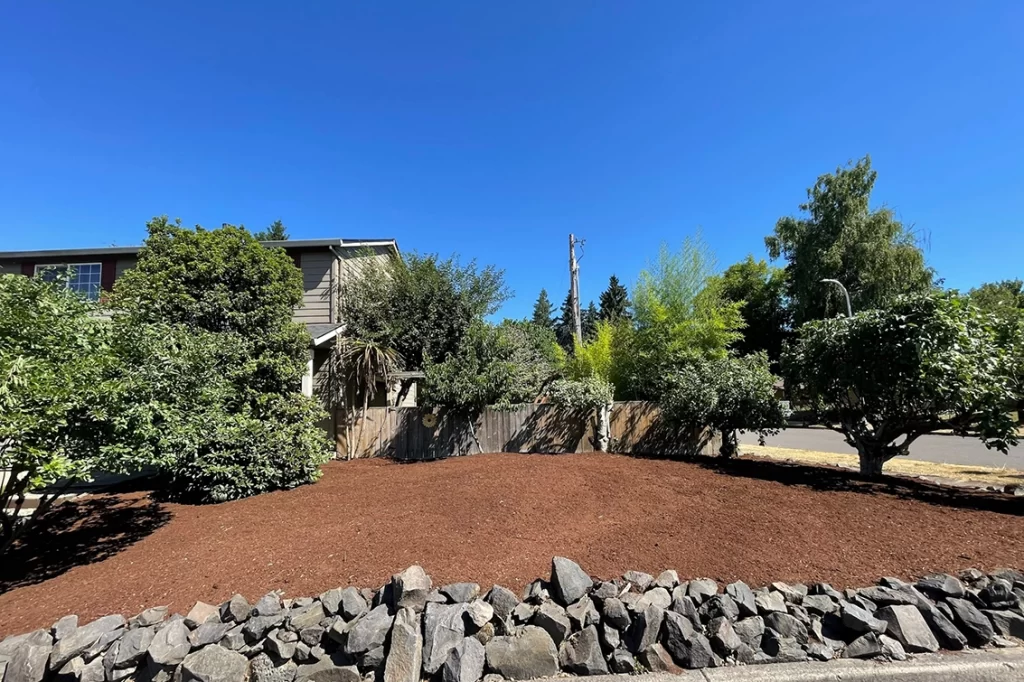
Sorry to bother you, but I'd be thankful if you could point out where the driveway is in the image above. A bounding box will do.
[740,428,1024,470]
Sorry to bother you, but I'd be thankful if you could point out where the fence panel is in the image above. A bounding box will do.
[334,401,717,461]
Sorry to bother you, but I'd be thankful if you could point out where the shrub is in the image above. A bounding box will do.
[785,292,1020,476]
[547,377,614,412]
[660,353,785,457]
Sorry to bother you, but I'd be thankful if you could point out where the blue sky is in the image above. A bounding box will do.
[1,2,1021,319]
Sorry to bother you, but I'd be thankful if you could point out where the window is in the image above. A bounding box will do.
[34,263,103,301]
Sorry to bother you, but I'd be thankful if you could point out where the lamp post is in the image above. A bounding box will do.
[820,279,853,317]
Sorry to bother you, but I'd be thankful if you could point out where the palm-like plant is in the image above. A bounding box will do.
[319,337,402,459]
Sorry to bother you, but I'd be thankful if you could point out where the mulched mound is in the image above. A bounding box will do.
[1,452,1022,635]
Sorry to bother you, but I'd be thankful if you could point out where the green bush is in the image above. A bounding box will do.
[660,353,785,457]
[547,376,614,412]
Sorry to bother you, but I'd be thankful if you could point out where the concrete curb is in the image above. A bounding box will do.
[525,649,1024,682]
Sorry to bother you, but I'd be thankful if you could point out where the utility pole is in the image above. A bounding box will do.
[820,279,853,317]
[569,234,583,344]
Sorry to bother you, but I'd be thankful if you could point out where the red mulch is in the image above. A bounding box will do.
[1,452,1022,636]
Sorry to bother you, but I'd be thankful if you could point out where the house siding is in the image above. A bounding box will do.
[115,256,137,279]
[294,250,334,324]
[0,259,21,275]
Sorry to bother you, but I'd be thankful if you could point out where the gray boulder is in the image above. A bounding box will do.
[339,588,368,621]
[669,593,700,626]
[383,608,421,682]
[754,590,787,615]
[422,602,468,674]
[550,557,592,606]
[148,619,191,666]
[802,594,838,616]
[113,626,154,668]
[441,583,481,604]
[638,587,671,612]
[254,594,284,617]
[637,643,684,674]
[687,579,718,604]
[484,626,558,680]
[441,638,485,682]
[320,588,345,616]
[707,617,742,656]
[51,615,125,669]
[288,603,325,632]
[879,635,907,661]
[465,600,493,629]
[764,612,807,643]
[522,580,548,604]
[761,630,807,663]
[250,653,297,682]
[622,571,654,593]
[264,630,297,660]
[876,605,939,653]
[0,630,53,682]
[661,610,711,669]
[484,586,519,621]
[179,645,248,682]
[624,604,663,653]
[654,570,679,590]
[221,596,251,624]
[132,608,168,629]
[921,607,968,650]
[242,614,286,641]
[599,623,620,651]
[701,594,739,622]
[52,616,78,642]
[844,632,883,659]
[296,655,360,682]
[391,566,432,612]
[733,616,765,650]
[917,574,966,600]
[726,581,757,617]
[558,625,608,675]
[840,602,887,635]
[608,648,636,673]
[566,597,600,630]
[986,610,1024,638]
[981,579,1017,609]
[360,646,385,670]
[343,605,393,655]
[185,602,220,629]
[947,597,995,646]
[531,602,570,646]
[190,622,233,649]
[599,597,630,630]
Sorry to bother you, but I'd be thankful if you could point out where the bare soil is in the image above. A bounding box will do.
[1,452,1022,636]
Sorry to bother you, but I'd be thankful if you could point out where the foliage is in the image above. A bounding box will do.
[969,280,1024,322]
[561,320,615,384]
[715,256,790,366]
[581,301,599,341]
[0,274,139,551]
[339,251,510,371]
[598,275,632,322]
[253,219,289,241]
[660,353,786,457]
[531,288,554,328]
[554,290,577,352]
[422,321,557,411]
[785,292,1020,475]
[766,156,934,326]
[617,236,744,400]
[547,376,614,412]
[112,218,329,501]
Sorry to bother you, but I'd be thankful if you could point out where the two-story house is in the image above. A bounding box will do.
[0,237,405,454]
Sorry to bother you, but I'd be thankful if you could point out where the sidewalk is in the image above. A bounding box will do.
[527,649,1024,682]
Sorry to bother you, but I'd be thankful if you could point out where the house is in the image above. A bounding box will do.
[0,237,412,455]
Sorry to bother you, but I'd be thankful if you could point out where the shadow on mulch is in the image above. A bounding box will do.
[0,490,171,593]
[673,454,1024,517]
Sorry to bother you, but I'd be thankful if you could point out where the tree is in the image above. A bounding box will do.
[581,301,599,341]
[766,156,934,326]
[253,219,289,241]
[598,275,632,322]
[0,274,139,553]
[531,289,554,328]
[554,290,576,352]
[661,353,786,458]
[715,256,790,366]
[111,218,329,501]
[969,280,1024,321]
[552,320,618,450]
[785,293,1019,476]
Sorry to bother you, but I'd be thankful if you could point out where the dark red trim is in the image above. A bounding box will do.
[100,258,117,292]
[21,262,35,276]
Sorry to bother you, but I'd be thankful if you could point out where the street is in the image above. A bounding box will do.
[739,427,1024,470]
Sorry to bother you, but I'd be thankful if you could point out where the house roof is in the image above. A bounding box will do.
[0,238,399,261]
[306,323,345,348]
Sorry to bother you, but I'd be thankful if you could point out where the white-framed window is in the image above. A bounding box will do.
[34,263,103,301]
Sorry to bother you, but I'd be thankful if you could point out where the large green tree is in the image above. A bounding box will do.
[531,288,554,328]
[111,218,328,501]
[766,156,934,326]
[581,301,599,341]
[969,279,1024,321]
[786,293,1019,476]
[253,219,289,241]
[598,275,632,322]
[716,256,790,365]
[554,290,577,352]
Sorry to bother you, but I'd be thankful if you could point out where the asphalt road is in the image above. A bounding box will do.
[739,427,1024,470]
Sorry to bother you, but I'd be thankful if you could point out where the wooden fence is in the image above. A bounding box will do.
[334,402,719,461]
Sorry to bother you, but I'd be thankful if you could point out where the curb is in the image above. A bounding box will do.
[526,649,1024,682]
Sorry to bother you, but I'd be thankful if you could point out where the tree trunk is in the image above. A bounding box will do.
[596,402,611,452]
[719,429,738,458]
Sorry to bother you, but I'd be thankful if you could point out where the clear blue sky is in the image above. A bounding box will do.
[1,2,1021,319]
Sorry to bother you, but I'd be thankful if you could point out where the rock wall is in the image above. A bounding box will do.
[2,559,1023,682]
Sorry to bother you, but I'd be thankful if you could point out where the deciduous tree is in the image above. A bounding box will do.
[715,256,790,366]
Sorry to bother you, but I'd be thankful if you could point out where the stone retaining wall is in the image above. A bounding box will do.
[2,559,1023,682]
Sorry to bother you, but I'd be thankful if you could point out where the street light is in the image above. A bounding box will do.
[820,279,853,317]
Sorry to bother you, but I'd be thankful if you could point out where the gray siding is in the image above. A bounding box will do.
[115,256,137,279]
[294,250,334,324]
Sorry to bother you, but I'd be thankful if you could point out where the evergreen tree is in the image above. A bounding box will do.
[253,219,289,241]
[531,288,554,328]
[599,275,632,321]
[555,290,576,351]
[582,301,599,341]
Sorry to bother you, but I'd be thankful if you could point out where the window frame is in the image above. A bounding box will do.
[34,262,104,301]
